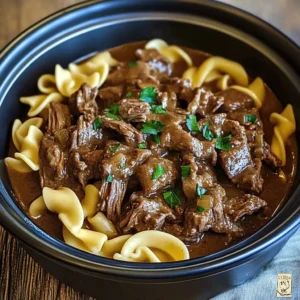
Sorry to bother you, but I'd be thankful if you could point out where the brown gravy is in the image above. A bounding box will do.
[6,41,297,258]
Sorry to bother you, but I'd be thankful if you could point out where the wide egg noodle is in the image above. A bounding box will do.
[183,56,248,88]
[5,118,44,172]
[113,230,190,262]
[20,93,64,117]
[270,104,296,167]
[37,74,57,94]
[55,64,101,97]
[145,39,193,67]
[88,212,118,239]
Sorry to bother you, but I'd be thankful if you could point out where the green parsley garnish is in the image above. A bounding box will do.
[151,104,167,115]
[128,61,137,67]
[152,164,165,180]
[181,166,191,178]
[163,189,181,208]
[244,114,257,124]
[105,112,120,121]
[141,120,165,135]
[139,86,157,103]
[153,134,160,145]
[119,161,125,169]
[186,114,200,132]
[216,134,232,151]
[93,117,102,130]
[197,206,206,213]
[126,92,133,98]
[104,104,119,115]
[137,143,147,149]
[109,143,120,152]
[196,184,207,198]
[106,174,114,183]
[202,122,216,141]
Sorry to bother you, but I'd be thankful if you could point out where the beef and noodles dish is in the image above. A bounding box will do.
[5,40,297,262]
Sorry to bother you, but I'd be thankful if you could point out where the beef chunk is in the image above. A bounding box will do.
[39,130,83,197]
[263,142,281,171]
[224,194,267,221]
[69,149,103,187]
[161,77,191,94]
[98,143,151,222]
[157,91,177,111]
[101,116,145,146]
[198,113,227,137]
[137,157,178,195]
[98,85,124,107]
[120,192,176,233]
[219,120,263,193]
[147,111,186,126]
[48,103,71,134]
[161,124,217,164]
[187,88,224,117]
[135,48,172,78]
[70,116,103,150]
[119,98,151,123]
[218,88,255,112]
[105,61,159,87]
[69,83,98,120]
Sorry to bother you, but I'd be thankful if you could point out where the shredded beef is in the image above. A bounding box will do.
[119,98,151,123]
[121,192,176,233]
[48,103,71,134]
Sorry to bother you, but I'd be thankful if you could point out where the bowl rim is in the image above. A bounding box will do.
[0,0,300,279]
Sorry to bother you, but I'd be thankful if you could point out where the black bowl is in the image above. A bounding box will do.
[0,1,300,299]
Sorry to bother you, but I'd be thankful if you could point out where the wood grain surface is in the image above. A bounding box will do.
[0,1,299,299]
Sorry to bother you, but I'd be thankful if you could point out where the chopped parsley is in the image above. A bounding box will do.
[139,86,157,103]
[216,134,232,151]
[152,164,165,180]
[106,174,114,183]
[244,114,257,124]
[104,104,119,115]
[196,184,206,198]
[93,117,102,130]
[151,104,167,115]
[126,92,133,98]
[105,112,120,121]
[141,120,165,135]
[137,142,147,149]
[109,143,120,152]
[128,61,137,67]
[196,205,206,213]
[153,134,160,145]
[181,165,191,178]
[202,122,216,141]
[119,161,125,169]
[186,114,200,132]
[163,189,181,208]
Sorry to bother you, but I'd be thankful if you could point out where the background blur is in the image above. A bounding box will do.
[0,0,299,299]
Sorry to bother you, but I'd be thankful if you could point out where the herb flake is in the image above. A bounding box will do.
[151,104,167,115]
[139,86,157,103]
[152,164,165,180]
[197,206,206,213]
[141,120,165,135]
[153,134,160,145]
[126,92,133,98]
[105,112,120,121]
[104,104,119,115]
[216,135,232,151]
[106,174,114,183]
[109,143,120,152]
[163,189,181,208]
[202,122,216,141]
[119,161,125,169]
[181,166,191,178]
[244,114,257,124]
[186,114,200,132]
[196,184,207,198]
[93,117,102,130]
[138,143,147,149]
[128,61,137,67]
